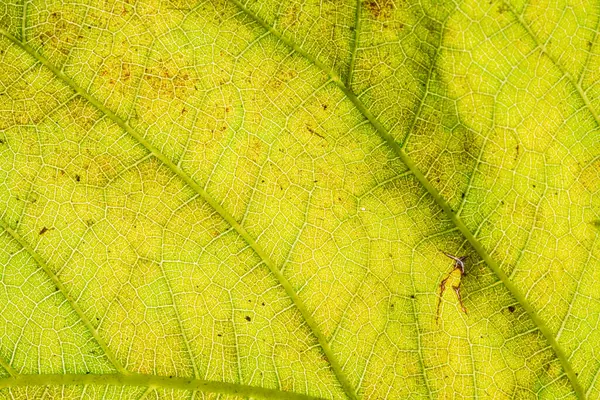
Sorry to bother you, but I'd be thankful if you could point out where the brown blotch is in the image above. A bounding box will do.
[245,316,251,322]
[364,0,395,19]
[497,3,510,14]
[508,305,516,313]
[39,227,49,235]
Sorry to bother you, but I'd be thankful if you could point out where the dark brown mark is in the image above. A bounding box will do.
[75,174,81,182]
[306,126,325,139]
[39,227,49,235]
[245,316,251,322]
[508,306,516,313]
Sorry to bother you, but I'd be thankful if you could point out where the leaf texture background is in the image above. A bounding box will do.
[0,0,599,398]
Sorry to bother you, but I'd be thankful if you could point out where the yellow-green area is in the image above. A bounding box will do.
[0,0,598,399]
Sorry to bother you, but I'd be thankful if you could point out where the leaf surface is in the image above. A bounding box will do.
[0,0,599,399]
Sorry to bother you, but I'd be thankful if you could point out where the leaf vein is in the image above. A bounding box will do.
[0,373,325,400]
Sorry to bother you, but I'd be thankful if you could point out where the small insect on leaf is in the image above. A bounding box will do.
[436,252,468,324]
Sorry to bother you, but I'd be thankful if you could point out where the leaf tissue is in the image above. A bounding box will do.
[0,0,599,399]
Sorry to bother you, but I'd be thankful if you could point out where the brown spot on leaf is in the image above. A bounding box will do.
[245,316,251,322]
[39,227,49,235]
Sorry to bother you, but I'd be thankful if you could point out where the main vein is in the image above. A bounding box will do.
[0,28,358,400]
[0,373,325,400]
[223,1,585,398]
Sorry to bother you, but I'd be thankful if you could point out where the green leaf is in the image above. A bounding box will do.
[0,0,598,398]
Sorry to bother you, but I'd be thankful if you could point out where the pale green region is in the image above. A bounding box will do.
[441,0,600,397]
[0,231,115,375]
